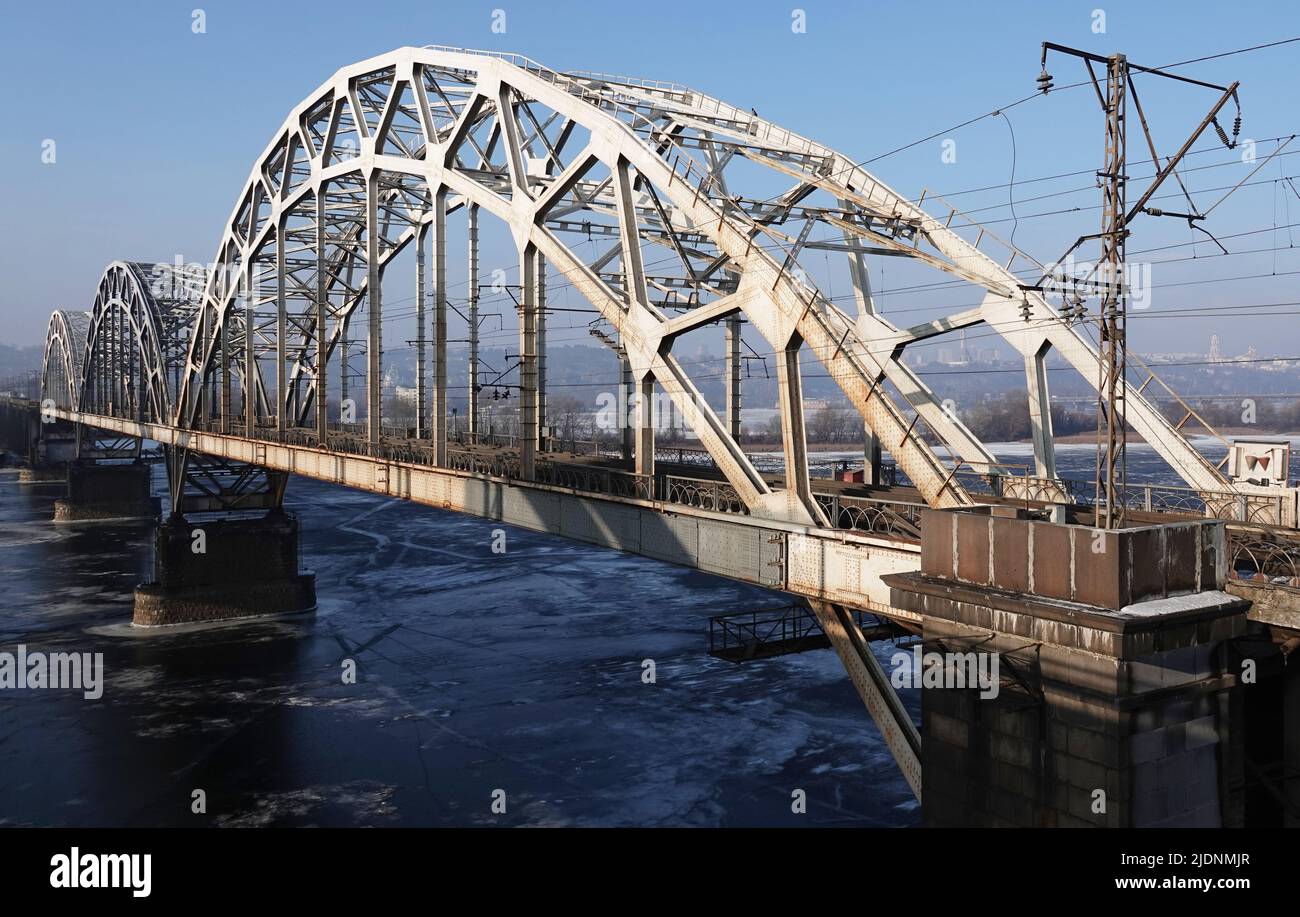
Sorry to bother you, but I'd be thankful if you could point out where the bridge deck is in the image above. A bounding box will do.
[8,401,1300,630]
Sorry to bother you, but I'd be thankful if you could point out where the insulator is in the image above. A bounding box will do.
[1212,118,1231,148]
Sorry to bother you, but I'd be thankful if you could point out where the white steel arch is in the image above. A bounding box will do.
[170,46,1235,525]
[79,261,204,425]
[40,309,90,412]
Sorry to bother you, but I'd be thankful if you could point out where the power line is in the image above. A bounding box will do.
[845,36,1300,169]
[1159,35,1300,69]
[996,110,1019,245]
[929,134,1298,199]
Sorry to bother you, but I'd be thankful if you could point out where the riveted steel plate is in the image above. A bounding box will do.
[640,512,699,566]
[697,519,763,583]
[560,497,640,551]
[503,487,561,533]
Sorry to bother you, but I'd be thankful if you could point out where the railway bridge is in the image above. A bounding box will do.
[2,46,1297,827]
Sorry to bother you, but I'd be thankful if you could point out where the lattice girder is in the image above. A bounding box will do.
[165,46,1236,526]
[40,309,90,412]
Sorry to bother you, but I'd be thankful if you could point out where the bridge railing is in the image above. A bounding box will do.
[1228,529,1300,586]
[940,460,1078,510]
[909,189,1049,284]
[545,436,621,457]
[1035,475,1295,528]
[447,448,521,479]
[535,460,653,500]
[814,493,925,541]
[1116,483,1292,527]
[663,475,746,515]
[652,443,788,474]
[655,445,717,467]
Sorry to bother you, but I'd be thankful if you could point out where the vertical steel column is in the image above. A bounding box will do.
[518,246,538,480]
[220,314,231,433]
[200,307,211,425]
[467,203,480,442]
[1026,344,1057,478]
[432,188,448,465]
[171,330,181,417]
[276,220,287,434]
[366,170,382,445]
[415,219,428,440]
[315,185,328,441]
[1096,53,1128,528]
[132,333,141,420]
[245,305,256,438]
[634,375,654,479]
[110,304,117,415]
[620,350,634,463]
[863,425,882,485]
[339,323,349,420]
[535,250,547,452]
[206,305,217,424]
[98,303,106,414]
[725,315,742,442]
[777,339,820,521]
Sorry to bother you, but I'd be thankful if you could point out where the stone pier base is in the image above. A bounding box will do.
[133,512,316,627]
[18,465,67,485]
[53,462,160,522]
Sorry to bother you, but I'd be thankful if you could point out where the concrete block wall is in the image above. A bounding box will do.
[920,508,1226,609]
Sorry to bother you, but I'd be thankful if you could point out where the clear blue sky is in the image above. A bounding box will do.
[1,0,1298,353]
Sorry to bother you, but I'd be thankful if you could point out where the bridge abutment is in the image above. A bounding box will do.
[53,461,159,523]
[133,512,316,627]
[888,509,1252,827]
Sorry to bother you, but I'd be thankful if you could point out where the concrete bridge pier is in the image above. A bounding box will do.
[887,509,1253,828]
[0,399,36,459]
[53,460,160,523]
[5,410,77,484]
[133,511,316,627]
[17,463,69,485]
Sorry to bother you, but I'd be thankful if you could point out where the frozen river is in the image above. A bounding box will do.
[0,466,920,827]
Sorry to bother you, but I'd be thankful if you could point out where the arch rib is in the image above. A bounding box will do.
[168,45,1244,526]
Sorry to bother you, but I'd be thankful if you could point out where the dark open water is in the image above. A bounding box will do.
[0,463,920,828]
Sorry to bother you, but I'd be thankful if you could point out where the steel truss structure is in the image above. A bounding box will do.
[40,309,89,414]
[40,260,282,512]
[44,46,1244,526]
